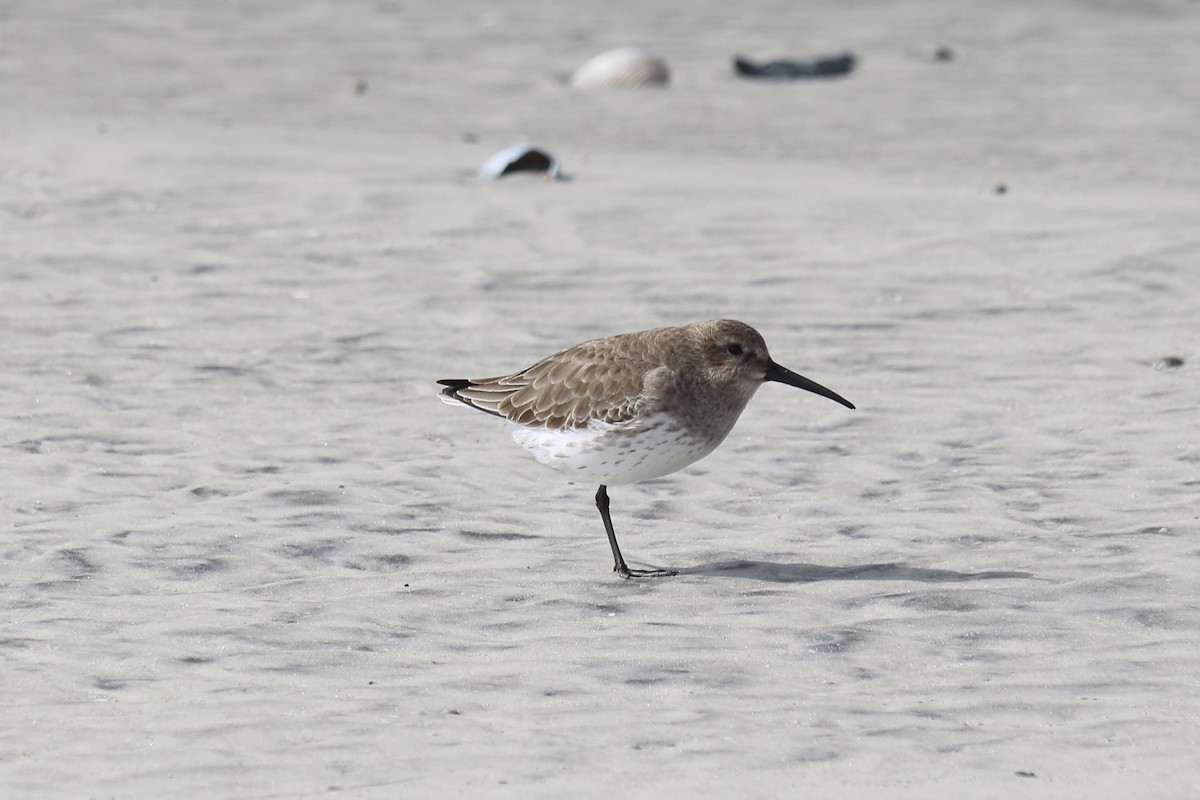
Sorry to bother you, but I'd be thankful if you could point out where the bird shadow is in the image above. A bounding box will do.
[677,559,1035,584]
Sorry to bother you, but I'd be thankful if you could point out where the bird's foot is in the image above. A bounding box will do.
[615,564,678,579]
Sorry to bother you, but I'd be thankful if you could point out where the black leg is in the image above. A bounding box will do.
[594,485,677,579]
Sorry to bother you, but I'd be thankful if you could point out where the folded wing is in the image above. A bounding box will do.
[438,339,663,430]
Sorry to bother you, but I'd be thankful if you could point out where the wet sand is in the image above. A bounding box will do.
[3,1,1199,796]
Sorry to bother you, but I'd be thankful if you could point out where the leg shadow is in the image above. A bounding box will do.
[680,560,1035,584]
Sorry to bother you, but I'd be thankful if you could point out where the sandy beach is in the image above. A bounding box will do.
[3,1,1199,796]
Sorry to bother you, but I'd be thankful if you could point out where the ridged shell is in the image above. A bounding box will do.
[570,48,670,89]
[478,144,561,180]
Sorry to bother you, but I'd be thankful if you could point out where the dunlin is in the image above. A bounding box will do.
[438,319,854,578]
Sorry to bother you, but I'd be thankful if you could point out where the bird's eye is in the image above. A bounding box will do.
[726,343,744,356]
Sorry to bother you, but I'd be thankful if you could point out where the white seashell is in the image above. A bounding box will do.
[569,47,669,89]
[478,144,561,180]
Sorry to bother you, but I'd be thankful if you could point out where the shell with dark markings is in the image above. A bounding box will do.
[478,145,561,180]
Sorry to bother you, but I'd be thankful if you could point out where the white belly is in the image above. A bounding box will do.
[506,413,720,486]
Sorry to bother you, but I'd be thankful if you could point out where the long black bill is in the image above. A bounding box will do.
[765,361,855,410]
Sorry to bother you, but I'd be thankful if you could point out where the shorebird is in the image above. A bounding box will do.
[438,319,854,578]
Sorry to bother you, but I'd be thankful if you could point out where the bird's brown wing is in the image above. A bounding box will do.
[438,337,668,430]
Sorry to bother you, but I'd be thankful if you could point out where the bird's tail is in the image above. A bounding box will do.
[437,378,471,406]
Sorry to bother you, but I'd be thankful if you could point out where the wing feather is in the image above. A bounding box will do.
[438,332,674,429]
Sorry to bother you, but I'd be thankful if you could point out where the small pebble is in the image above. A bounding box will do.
[932,44,957,62]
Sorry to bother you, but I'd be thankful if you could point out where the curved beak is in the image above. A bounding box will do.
[765,361,855,410]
